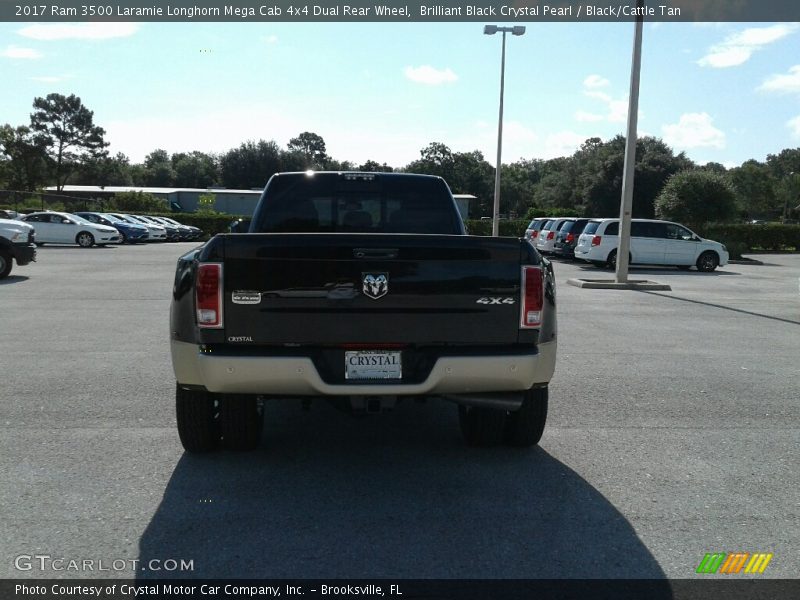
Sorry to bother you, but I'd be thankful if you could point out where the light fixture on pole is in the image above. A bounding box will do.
[484,24,525,237]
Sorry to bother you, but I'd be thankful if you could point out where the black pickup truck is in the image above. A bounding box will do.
[170,172,557,452]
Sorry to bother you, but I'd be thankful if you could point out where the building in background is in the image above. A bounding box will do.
[452,194,474,221]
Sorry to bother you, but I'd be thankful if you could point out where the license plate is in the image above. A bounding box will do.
[345,351,402,380]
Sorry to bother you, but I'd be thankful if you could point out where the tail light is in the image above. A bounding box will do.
[532,230,539,238]
[566,233,574,243]
[520,266,543,329]
[591,235,602,246]
[196,263,223,328]
[547,231,555,240]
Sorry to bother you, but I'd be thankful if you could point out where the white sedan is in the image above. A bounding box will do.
[19,211,120,247]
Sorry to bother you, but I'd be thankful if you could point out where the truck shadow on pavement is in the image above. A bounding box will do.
[0,275,29,285]
[137,399,670,584]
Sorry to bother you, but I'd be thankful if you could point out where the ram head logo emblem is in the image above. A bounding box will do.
[362,273,388,300]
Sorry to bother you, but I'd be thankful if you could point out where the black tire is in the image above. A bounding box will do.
[118,231,127,244]
[607,249,618,270]
[0,249,12,279]
[504,387,548,447]
[696,251,719,272]
[76,231,95,248]
[458,405,506,447]
[607,249,632,270]
[176,385,220,453]
[220,394,263,451]
[677,265,692,271]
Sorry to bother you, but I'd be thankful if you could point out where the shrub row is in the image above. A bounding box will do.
[699,224,800,257]
[150,212,239,238]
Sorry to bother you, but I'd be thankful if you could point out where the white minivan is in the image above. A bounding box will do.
[574,218,729,272]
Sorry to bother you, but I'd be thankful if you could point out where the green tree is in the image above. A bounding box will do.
[500,158,546,217]
[325,158,355,171]
[0,124,49,191]
[143,149,175,187]
[729,160,778,219]
[766,149,800,221]
[358,160,394,172]
[29,93,108,191]
[533,156,580,210]
[703,162,728,174]
[578,136,694,218]
[72,152,133,186]
[287,132,328,169]
[451,150,493,214]
[406,142,456,182]
[655,170,737,229]
[220,140,282,188]
[172,151,218,188]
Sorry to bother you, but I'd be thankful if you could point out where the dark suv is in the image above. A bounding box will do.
[553,218,590,259]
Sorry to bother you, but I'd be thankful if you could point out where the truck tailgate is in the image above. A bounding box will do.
[219,233,525,345]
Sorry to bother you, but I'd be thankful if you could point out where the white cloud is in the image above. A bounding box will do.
[581,81,630,124]
[759,65,800,95]
[662,113,726,149]
[574,110,604,122]
[261,35,278,44]
[545,132,586,159]
[607,99,629,123]
[106,106,295,163]
[18,23,139,41]
[583,74,610,89]
[449,120,540,166]
[788,115,800,138]
[697,23,799,68]
[403,65,458,85]
[1,45,41,59]
[584,90,612,103]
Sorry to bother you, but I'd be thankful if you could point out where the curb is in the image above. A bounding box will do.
[566,278,672,291]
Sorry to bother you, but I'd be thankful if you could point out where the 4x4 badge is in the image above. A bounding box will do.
[362,273,388,300]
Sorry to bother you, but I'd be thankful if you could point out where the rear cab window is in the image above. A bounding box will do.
[255,174,464,235]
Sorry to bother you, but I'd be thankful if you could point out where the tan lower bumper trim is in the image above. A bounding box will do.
[171,340,556,396]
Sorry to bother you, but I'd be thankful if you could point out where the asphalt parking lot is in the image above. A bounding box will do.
[0,243,798,580]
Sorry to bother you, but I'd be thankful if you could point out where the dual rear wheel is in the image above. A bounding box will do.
[176,385,263,452]
[176,384,548,452]
[458,386,548,448]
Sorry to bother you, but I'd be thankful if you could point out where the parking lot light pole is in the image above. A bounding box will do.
[616,2,644,283]
[484,24,525,237]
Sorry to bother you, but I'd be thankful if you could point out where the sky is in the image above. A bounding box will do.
[2,19,800,169]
